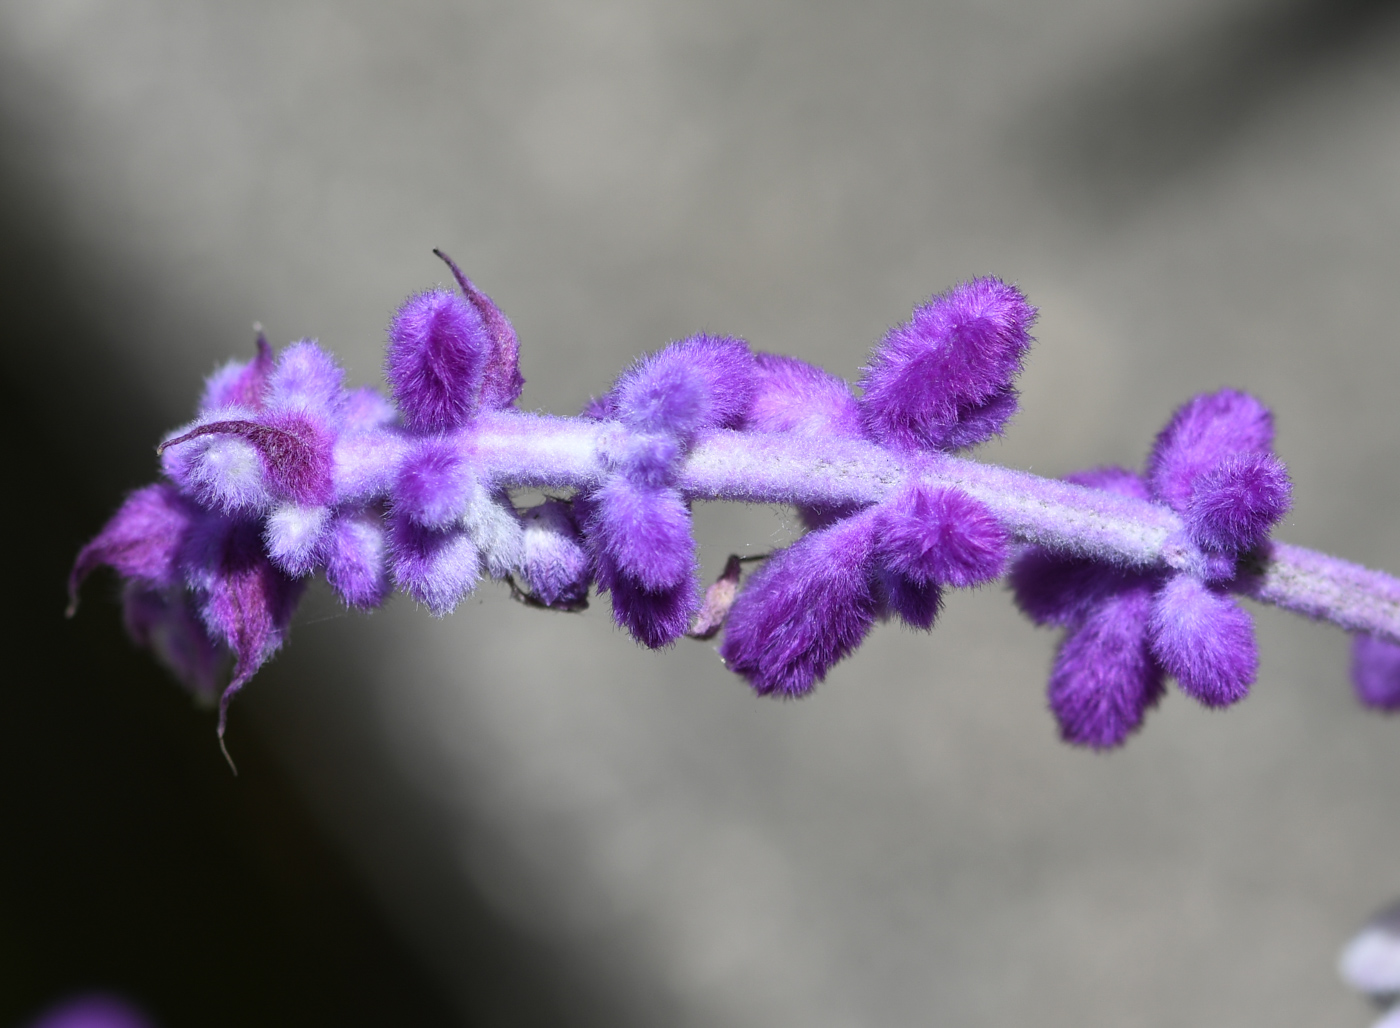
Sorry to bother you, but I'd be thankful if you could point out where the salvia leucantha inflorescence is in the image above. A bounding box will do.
[69,251,1400,758]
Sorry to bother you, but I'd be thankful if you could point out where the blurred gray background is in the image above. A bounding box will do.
[4,0,1400,1024]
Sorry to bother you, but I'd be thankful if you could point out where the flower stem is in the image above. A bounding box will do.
[463,410,1400,643]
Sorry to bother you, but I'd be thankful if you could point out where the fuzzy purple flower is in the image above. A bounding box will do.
[180,514,305,738]
[517,499,591,610]
[721,509,881,696]
[1008,381,1299,748]
[395,437,477,530]
[386,289,491,434]
[1010,467,1168,748]
[1146,388,1275,513]
[389,514,481,616]
[576,334,756,647]
[611,334,755,441]
[69,483,194,606]
[324,506,391,609]
[201,330,274,410]
[1148,574,1256,707]
[874,482,1008,590]
[589,478,695,594]
[1047,580,1164,749]
[859,277,1037,451]
[1185,451,1291,553]
[434,247,525,410]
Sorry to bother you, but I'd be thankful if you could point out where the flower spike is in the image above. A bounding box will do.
[70,254,1400,757]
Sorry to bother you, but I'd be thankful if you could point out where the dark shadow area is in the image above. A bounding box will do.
[0,100,598,1028]
[1022,0,1400,219]
[0,187,454,1028]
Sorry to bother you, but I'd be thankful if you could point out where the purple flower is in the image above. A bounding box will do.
[576,334,755,646]
[517,499,591,610]
[874,482,1007,590]
[1148,574,1256,708]
[200,329,274,410]
[180,514,305,739]
[610,334,754,441]
[858,277,1036,451]
[385,250,527,433]
[722,483,1004,687]
[324,505,391,609]
[720,509,881,696]
[386,289,491,434]
[588,478,694,593]
[1008,382,1296,748]
[395,437,477,530]
[1010,468,1168,748]
[433,247,525,410]
[389,513,481,616]
[1185,450,1291,553]
[591,334,755,439]
[1047,579,1164,749]
[582,482,699,647]
[160,340,345,532]
[1146,388,1276,513]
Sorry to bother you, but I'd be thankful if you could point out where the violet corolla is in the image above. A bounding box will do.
[70,254,1400,757]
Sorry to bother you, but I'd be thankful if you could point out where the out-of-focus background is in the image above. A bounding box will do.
[5,1,1400,1024]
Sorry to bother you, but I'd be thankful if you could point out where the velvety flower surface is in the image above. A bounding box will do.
[858,277,1037,451]
[1010,467,1167,748]
[1147,388,1275,513]
[1148,574,1256,708]
[386,289,490,433]
[575,334,757,647]
[874,482,1008,590]
[389,514,481,616]
[1185,450,1291,553]
[1047,580,1164,749]
[721,510,881,696]
[1008,381,1302,748]
[518,499,591,610]
[611,334,755,440]
[433,247,525,410]
[69,484,193,606]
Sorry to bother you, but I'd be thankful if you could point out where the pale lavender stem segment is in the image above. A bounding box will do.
[454,417,1400,643]
[1235,542,1400,645]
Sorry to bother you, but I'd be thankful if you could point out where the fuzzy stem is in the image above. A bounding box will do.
[459,410,1400,643]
